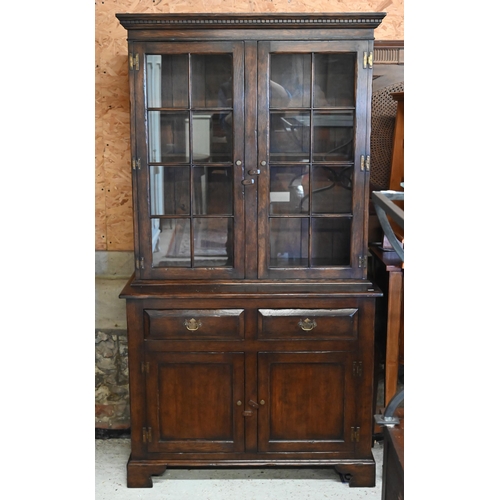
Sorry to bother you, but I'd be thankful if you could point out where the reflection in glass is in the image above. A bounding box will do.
[193,167,233,215]
[146,54,188,108]
[270,54,311,108]
[313,53,355,108]
[311,166,352,214]
[150,166,189,216]
[190,113,212,161]
[270,218,309,267]
[152,218,191,268]
[270,112,310,162]
[194,218,233,267]
[270,165,309,215]
[192,54,233,108]
[148,111,189,162]
[313,112,354,162]
[311,218,351,266]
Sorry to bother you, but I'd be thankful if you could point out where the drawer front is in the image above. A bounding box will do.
[145,309,244,340]
[258,308,358,340]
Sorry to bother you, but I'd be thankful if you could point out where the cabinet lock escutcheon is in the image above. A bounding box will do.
[248,169,261,175]
[298,318,317,331]
[184,318,202,331]
[242,179,255,185]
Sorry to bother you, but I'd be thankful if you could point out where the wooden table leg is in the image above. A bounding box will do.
[384,270,403,407]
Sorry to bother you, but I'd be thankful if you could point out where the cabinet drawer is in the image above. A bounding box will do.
[145,309,244,340]
[258,308,358,340]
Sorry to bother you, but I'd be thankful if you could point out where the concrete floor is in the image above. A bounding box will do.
[95,438,385,499]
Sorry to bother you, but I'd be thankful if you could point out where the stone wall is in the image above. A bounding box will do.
[95,329,130,429]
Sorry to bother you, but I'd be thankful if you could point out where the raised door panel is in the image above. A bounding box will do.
[257,351,357,453]
[256,40,372,280]
[131,41,246,281]
[146,351,245,453]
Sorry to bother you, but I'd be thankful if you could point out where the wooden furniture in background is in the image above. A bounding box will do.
[389,92,404,191]
[384,91,404,247]
[117,12,385,489]
[369,244,404,407]
[382,418,404,500]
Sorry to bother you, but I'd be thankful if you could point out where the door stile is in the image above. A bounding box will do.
[243,41,259,279]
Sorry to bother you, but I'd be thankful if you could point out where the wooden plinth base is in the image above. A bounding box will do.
[126,456,376,488]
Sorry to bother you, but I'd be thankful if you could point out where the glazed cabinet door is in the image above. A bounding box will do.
[257,351,358,453]
[130,41,245,280]
[145,351,245,453]
[256,41,372,280]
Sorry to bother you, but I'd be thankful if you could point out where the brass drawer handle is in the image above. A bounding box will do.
[184,318,202,331]
[298,318,317,331]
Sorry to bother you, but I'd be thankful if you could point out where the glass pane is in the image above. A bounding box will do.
[191,113,212,161]
[270,165,309,215]
[313,112,354,162]
[269,218,309,267]
[311,166,352,214]
[148,111,189,162]
[146,54,188,108]
[270,112,310,162]
[311,218,351,266]
[313,53,355,108]
[152,218,191,268]
[192,54,233,108]
[150,166,189,216]
[211,111,232,162]
[193,167,233,215]
[270,54,311,108]
[193,218,233,267]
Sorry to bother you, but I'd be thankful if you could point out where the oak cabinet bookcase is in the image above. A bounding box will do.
[117,12,385,489]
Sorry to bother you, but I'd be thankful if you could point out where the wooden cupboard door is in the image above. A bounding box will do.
[146,351,245,453]
[257,351,357,453]
[132,41,246,281]
[256,40,372,281]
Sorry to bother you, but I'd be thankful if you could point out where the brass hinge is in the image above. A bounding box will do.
[129,53,139,71]
[358,255,367,268]
[363,52,373,69]
[351,426,360,442]
[361,155,370,172]
[353,361,363,377]
[135,257,144,270]
[141,362,149,374]
[142,427,152,443]
[132,157,141,170]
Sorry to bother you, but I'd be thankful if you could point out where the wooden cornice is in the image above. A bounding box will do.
[374,40,404,64]
[116,12,386,30]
